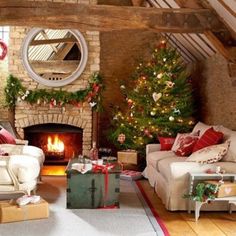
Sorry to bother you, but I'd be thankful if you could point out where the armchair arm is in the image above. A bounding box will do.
[146,144,161,156]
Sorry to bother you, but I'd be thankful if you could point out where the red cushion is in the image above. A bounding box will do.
[192,127,223,152]
[158,137,175,151]
[173,133,199,156]
[0,128,16,144]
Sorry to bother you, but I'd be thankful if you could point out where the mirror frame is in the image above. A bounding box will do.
[21,28,88,87]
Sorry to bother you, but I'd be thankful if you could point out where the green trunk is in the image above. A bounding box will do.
[66,158,121,209]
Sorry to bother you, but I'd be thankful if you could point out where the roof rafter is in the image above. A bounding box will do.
[173,0,236,62]
[0,0,225,33]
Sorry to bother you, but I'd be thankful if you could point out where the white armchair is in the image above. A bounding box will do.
[0,144,45,196]
[0,155,40,195]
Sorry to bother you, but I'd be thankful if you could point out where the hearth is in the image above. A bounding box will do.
[24,124,83,165]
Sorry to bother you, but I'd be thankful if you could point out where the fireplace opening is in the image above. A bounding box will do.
[24,123,83,165]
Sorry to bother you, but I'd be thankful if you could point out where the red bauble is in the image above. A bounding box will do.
[76,102,82,108]
[159,40,167,49]
[50,99,56,108]
[93,84,100,93]
[127,99,133,107]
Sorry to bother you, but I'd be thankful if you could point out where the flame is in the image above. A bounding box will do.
[47,135,64,152]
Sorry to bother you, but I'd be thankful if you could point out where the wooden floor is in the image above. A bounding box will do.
[137,179,236,236]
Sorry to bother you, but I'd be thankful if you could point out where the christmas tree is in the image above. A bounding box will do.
[110,40,195,152]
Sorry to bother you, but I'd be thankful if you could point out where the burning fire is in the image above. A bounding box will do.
[47,135,64,153]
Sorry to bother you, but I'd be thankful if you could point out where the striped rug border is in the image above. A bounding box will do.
[134,180,170,236]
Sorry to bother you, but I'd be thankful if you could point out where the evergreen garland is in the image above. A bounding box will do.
[4,73,104,111]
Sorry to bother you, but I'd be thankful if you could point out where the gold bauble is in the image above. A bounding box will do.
[150,111,156,116]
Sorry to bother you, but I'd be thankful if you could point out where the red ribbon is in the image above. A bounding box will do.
[92,163,115,207]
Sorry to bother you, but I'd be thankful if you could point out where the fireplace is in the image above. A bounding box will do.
[24,123,83,165]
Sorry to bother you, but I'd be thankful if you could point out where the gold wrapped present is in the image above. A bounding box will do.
[117,150,137,165]
[0,198,49,223]
[205,181,236,198]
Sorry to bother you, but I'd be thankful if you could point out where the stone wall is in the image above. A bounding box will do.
[193,53,236,130]
[8,0,99,156]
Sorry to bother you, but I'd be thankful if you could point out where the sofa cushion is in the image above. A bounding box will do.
[171,133,198,156]
[221,130,236,162]
[158,137,175,151]
[158,156,188,182]
[187,142,229,164]
[214,125,232,141]
[192,121,211,137]
[147,150,174,170]
[193,127,223,152]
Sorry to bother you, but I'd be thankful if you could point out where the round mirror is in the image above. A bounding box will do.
[21,28,88,87]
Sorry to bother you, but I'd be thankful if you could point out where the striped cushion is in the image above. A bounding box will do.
[193,127,223,152]
[0,128,16,144]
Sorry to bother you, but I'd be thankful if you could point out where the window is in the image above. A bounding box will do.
[0,27,9,45]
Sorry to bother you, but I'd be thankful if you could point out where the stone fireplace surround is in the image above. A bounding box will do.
[10,24,100,157]
[16,111,92,157]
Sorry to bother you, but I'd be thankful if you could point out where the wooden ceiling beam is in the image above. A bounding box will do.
[53,43,76,60]
[0,0,224,33]
[174,0,203,9]
[131,0,145,6]
[31,38,77,46]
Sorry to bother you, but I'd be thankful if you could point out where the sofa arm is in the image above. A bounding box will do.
[146,144,161,156]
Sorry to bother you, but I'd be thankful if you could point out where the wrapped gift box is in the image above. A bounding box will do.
[0,198,49,223]
[206,181,236,198]
[117,150,137,165]
[120,170,143,181]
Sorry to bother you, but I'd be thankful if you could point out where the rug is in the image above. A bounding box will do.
[0,176,168,236]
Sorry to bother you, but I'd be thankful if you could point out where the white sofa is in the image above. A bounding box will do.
[143,122,236,211]
[0,144,45,196]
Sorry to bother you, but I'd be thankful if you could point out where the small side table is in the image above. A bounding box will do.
[188,173,236,221]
